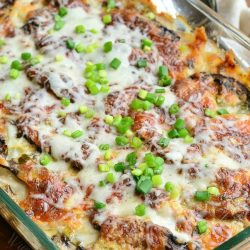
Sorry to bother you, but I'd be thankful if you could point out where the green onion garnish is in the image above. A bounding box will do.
[9,69,20,79]
[21,52,32,61]
[11,60,23,71]
[169,103,180,115]
[194,191,210,202]
[115,136,129,146]
[58,7,68,17]
[207,186,220,196]
[71,130,83,139]
[54,20,65,31]
[130,137,142,149]
[107,0,116,9]
[98,163,110,172]
[94,201,106,209]
[40,154,52,166]
[136,176,152,194]
[217,108,229,115]
[65,39,75,50]
[137,59,147,68]
[126,152,137,166]
[114,162,126,172]
[103,41,113,53]
[174,118,185,130]
[168,129,179,138]
[61,97,70,107]
[99,144,110,151]
[157,137,170,148]
[102,14,112,24]
[106,172,116,183]
[152,175,162,187]
[204,108,217,118]
[75,25,86,34]
[110,58,121,70]
[135,204,146,216]
[0,56,8,64]
[197,221,208,234]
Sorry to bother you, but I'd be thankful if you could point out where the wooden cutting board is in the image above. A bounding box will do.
[0,216,31,250]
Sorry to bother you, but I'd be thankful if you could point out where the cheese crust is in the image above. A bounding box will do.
[0,0,249,249]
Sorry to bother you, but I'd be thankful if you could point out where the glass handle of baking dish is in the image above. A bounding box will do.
[0,188,58,250]
[186,0,250,51]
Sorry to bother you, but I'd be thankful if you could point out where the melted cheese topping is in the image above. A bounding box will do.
[0,0,249,249]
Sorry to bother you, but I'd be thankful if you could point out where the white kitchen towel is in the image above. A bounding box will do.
[217,0,250,36]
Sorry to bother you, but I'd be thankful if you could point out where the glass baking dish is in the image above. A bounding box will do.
[0,0,249,249]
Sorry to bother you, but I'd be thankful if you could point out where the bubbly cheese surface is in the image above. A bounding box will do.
[0,0,249,249]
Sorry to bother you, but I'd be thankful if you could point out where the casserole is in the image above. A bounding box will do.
[0,0,249,249]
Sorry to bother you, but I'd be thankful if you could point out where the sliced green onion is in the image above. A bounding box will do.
[102,14,112,24]
[21,52,32,61]
[178,128,189,138]
[88,83,100,95]
[135,204,146,216]
[137,59,147,68]
[90,28,98,34]
[5,93,11,102]
[65,39,75,50]
[157,137,170,148]
[126,152,137,166]
[61,97,70,107]
[194,191,210,202]
[143,167,154,177]
[0,56,8,64]
[205,108,217,118]
[136,176,152,194]
[103,41,113,53]
[106,172,116,183]
[168,129,179,138]
[84,109,95,119]
[94,201,106,209]
[158,65,168,78]
[79,105,88,114]
[55,54,64,62]
[115,116,133,134]
[110,58,121,70]
[155,95,165,107]
[63,129,72,137]
[131,169,143,176]
[146,12,155,20]
[40,154,52,166]
[152,175,162,187]
[130,137,142,149]
[0,39,6,48]
[207,186,220,196]
[159,76,172,86]
[141,39,153,49]
[107,0,116,9]
[54,20,65,31]
[169,103,180,115]
[115,136,129,146]
[75,25,86,34]
[145,92,157,104]
[174,118,185,130]
[165,182,175,192]
[197,221,208,234]
[98,163,110,172]
[138,89,148,100]
[104,115,114,125]
[58,7,68,17]
[71,130,83,139]
[9,69,20,79]
[153,165,164,175]
[217,108,229,115]
[11,60,23,71]
[155,88,165,93]
[75,43,85,53]
[184,135,194,144]
[114,162,126,172]
[99,180,106,187]
[99,144,110,151]
[104,150,112,160]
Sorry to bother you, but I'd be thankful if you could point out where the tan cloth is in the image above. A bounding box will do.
[217,0,250,36]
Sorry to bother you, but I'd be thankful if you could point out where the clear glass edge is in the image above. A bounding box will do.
[0,0,249,249]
